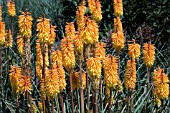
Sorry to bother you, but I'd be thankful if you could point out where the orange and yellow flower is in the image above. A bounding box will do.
[128,40,140,60]
[95,41,105,61]
[19,76,32,95]
[104,54,119,89]
[17,35,24,55]
[143,43,155,68]
[37,17,50,43]
[124,59,136,91]
[48,25,56,45]
[57,64,66,92]
[113,0,123,16]
[0,21,5,46]
[65,22,75,41]
[18,11,33,40]
[61,37,75,72]
[9,65,22,94]
[7,0,16,17]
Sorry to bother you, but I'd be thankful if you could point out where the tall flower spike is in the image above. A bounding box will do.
[74,32,83,57]
[5,29,13,48]
[61,37,75,72]
[113,0,123,16]
[65,22,75,41]
[19,76,32,95]
[18,10,33,40]
[143,42,155,68]
[86,57,102,80]
[95,41,105,61]
[153,67,169,100]
[111,31,124,53]
[45,68,59,99]
[104,54,119,89]
[128,40,140,60]
[9,65,22,94]
[37,16,50,43]
[88,0,102,22]
[7,0,16,17]
[0,21,5,46]
[114,17,123,32]
[48,25,56,46]
[76,1,86,29]
[124,59,136,91]
[81,17,99,45]
[17,35,24,55]
[51,49,62,67]
[57,63,66,92]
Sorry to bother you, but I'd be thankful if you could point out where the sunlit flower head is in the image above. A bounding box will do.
[7,0,16,17]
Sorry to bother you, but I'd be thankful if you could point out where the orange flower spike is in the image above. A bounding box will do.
[48,25,56,45]
[19,76,32,95]
[0,21,5,46]
[128,40,140,60]
[40,79,46,100]
[17,35,24,55]
[95,42,105,61]
[9,65,22,94]
[82,73,86,89]
[74,33,83,57]
[114,17,123,32]
[86,57,102,80]
[113,0,123,16]
[111,31,124,53]
[124,59,136,91]
[37,17,50,43]
[36,65,42,80]
[143,43,155,68]
[5,29,13,48]
[18,11,33,40]
[7,0,16,17]
[51,49,62,67]
[104,54,118,89]
[65,22,75,41]
[57,64,66,92]
[88,0,95,14]
[45,68,59,98]
[36,40,43,67]
[61,37,75,72]
[91,0,103,22]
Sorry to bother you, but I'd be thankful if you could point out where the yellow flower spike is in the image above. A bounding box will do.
[153,67,169,100]
[104,54,119,89]
[74,33,83,57]
[111,31,124,53]
[86,57,102,80]
[81,17,99,45]
[48,25,56,46]
[37,16,50,43]
[128,40,140,60]
[113,0,123,16]
[61,37,75,72]
[71,71,81,90]
[9,65,22,94]
[18,10,33,40]
[0,21,5,46]
[7,0,16,17]
[51,49,62,67]
[17,35,24,55]
[57,64,66,92]
[115,79,123,92]
[19,76,32,95]
[95,41,105,61]
[5,29,13,48]
[114,17,123,32]
[88,0,102,22]
[65,22,76,41]
[143,43,155,68]
[124,59,136,91]
[45,68,59,99]
[38,101,43,113]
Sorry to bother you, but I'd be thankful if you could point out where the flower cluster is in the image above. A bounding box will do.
[128,40,140,60]
[7,0,16,17]
[113,0,123,16]
[143,43,155,68]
